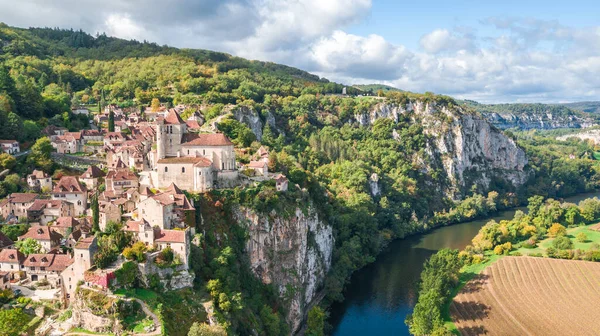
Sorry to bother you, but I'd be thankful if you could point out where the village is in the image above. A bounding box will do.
[0,103,289,333]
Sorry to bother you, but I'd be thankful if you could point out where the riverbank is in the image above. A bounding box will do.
[328,190,600,335]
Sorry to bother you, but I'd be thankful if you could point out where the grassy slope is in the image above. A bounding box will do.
[514,223,600,256]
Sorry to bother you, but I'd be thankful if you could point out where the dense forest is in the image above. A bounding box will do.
[3,24,600,335]
[463,100,587,118]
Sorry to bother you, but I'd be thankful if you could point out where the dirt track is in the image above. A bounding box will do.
[450,256,600,336]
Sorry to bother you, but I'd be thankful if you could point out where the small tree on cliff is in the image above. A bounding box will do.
[91,192,100,233]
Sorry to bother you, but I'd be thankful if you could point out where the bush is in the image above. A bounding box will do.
[493,242,512,255]
[0,289,14,304]
[552,236,574,250]
[548,223,567,237]
[576,232,588,243]
[123,242,147,262]
[155,247,174,266]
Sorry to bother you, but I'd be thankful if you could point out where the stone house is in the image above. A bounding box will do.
[0,140,20,154]
[275,174,289,192]
[22,253,73,286]
[27,170,53,192]
[18,226,63,253]
[103,132,127,149]
[79,165,105,190]
[27,199,74,226]
[99,202,121,231]
[0,249,24,279]
[156,156,213,192]
[71,107,90,115]
[154,228,190,267]
[247,160,268,176]
[106,169,139,195]
[136,196,177,230]
[52,176,88,216]
[180,133,237,171]
[124,219,155,246]
[51,217,80,237]
[0,271,10,290]
[52,134,78,154]
[63,235,98,298]
[0,193,39,222]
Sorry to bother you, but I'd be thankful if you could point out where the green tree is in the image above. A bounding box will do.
[527,195,544,218]
[552,236,573,250]
[22,120,41,142]
[0,308,30,336]
[16,238,43,255]
[187,322,226,336]
[0,153,16,170]
[27,137,54,171]
[576,232,588,243]
[108,110,115,132]
[151,98,160,112]
[305,306,326,336]
[91,192,100,233]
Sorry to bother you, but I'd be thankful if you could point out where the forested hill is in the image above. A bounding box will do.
[463,100,596,130]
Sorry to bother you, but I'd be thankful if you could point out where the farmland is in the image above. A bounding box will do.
[450,256,600,336]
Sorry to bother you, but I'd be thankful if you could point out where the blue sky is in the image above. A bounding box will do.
[1,0,600,103]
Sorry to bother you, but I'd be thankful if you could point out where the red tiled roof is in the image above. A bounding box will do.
[106,169,138,181]
[81,165,105,178]
[20,226,63,241]
[53,176,87,193]
[29,170,48,179]
[164,109,185,125]
[155,229,186,243]
[74,236,96,250]
[0,231,14,248]
[0,140,17,144]
[139,186,154,196]
[54,217,79,228]
[248,161,267,168]
[181,133,234,146]
[0,249,24,263]
[6,193,39,204]
[157,157,212,167]
[185,120,201,129]
[28,199,65,212]
[23,253,73,272]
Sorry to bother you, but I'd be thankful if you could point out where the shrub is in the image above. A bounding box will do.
[576,232,588,243]
[0,289,14,304]
[155,247,174,266]
[548,223,567,237]
[123,242,147,262]
[552,236,574,250]
[493,242,512,255]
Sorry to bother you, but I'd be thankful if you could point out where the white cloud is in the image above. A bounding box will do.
[1,1,600,102]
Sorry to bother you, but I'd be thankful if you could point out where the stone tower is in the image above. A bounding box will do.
[156,118,166,160]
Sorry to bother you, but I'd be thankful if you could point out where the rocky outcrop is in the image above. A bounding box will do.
[70,288,126,334]
[232,105,263,141]
[557,129,600,144]
[138,255,195,290]
[482,112,594,130]
[355,101,529,197]
[233,204,333,334]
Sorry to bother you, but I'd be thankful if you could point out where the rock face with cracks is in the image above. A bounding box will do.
[233,204,333,334]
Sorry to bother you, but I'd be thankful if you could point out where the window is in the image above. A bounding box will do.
[80,254,83,258]
[199,171,202,176]
[10,265,13,269]
[187,150,189,155]
[40,267,45,271]
[164,167,168,172]
[31,267,35,271]
[182,167,185,173]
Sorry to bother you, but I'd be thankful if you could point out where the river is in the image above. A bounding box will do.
[328,191,600,335]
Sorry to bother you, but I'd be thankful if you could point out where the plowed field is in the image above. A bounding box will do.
[450,256,600,336]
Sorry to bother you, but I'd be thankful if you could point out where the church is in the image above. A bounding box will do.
[153,109,237,192]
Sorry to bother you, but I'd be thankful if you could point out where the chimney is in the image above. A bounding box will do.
[177,151,181,158]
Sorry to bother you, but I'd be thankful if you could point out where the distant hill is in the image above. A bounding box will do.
[559,101,600,114]
[352,84,403,94]
[460,100,596,130]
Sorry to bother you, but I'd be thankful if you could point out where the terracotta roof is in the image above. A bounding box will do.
[165,183,184,195]
[29,170,48,179]
[164,109,185,125]
[74,236,96,250]
[19,226,63,241]
[6,193,39,204]
[54,217,79,228]
[155,229,186,243]
[0,249,25,263]
[113,198,129,205]
[139,186,155,196]
[248,161,267,168]
[185,120,201,129]
[28,199,65,212]
[181,133,234,146]
[151,193,176,206]
[53,176,87,193]
[106,169,137,181]
[110,158,128,169]
[65,131,82,140]
[157,157,212,166]
[81,165,105,178]
[82,129,102,137]
[23,253,73,272]
[0,231,14,248]
[274,174,288,183]
[0,140,17,144]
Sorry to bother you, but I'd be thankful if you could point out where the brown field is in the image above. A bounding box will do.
[450,256,600,336]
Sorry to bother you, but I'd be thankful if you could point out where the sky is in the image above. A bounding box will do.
[1,0,600,103]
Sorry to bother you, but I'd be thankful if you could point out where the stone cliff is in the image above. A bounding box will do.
[232,204,333,334]
[356,100,529,197]
[482,112,594,130]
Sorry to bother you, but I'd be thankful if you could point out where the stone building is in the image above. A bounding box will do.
[22,253,73,286]
[156,156,213,192]
[79,165,105,190]
[18,226,62,253]
[52,176,88,216]
[27,170,53,192]
[0,193,39,222]
[0,249,25,278]
[0,140,19,154]
[27,200,74,225]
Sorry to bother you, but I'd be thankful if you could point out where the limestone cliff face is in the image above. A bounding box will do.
[232,205,333,334]
[482,112,594,130]
[356,100,529,197]
[232,105,263,141]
